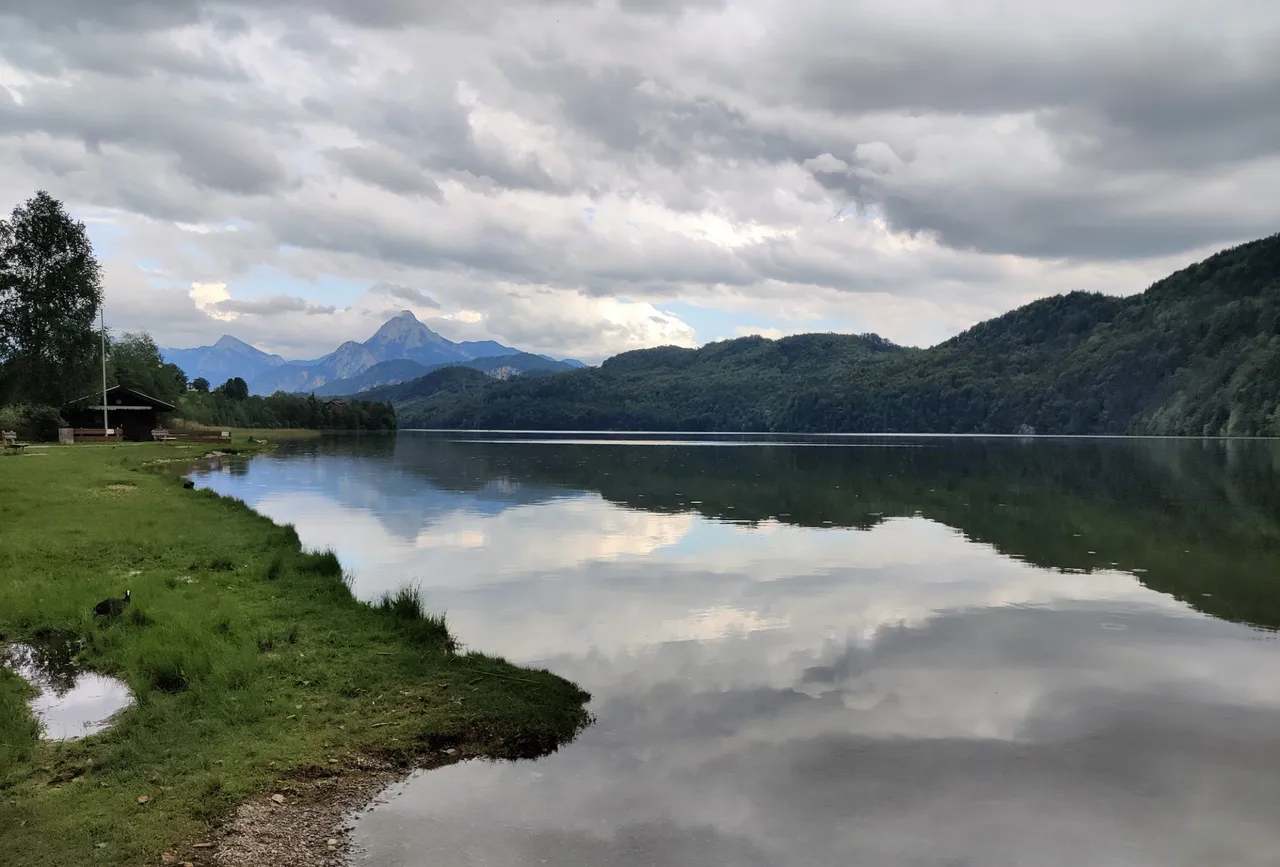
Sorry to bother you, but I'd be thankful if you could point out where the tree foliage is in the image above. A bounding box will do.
[0,191,103,405]
[400,234,1280,436]
[109,331,188,404]
[176,390,396,431]
[191,377,210,393]
[217,377,250,401]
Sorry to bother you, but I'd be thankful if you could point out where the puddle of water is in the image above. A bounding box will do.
[1,635,133,741]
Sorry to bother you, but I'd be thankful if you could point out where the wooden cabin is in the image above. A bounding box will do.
[63,386,177,442]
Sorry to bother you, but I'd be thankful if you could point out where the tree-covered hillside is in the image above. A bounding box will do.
[397,234,1280,435]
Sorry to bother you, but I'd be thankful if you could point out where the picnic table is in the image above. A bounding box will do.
[2,430,27,453]
[151,428,178,442]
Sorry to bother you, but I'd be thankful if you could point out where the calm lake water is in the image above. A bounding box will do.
[192,433,1280,867]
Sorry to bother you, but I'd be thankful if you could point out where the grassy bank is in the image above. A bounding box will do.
[165,423,325,443]
[0,442,591,866]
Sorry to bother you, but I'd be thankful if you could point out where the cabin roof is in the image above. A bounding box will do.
[65,384,176,412]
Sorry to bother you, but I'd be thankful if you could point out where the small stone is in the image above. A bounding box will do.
[137,795,150,804]
[443,748,457,755]
[271,793,286,804]
[94,842,106,849]
[327,839,339,846]
[161,853,177,865]
[193,842,213,849]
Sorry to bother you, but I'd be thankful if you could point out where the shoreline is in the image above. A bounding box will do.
[0,437,591,867]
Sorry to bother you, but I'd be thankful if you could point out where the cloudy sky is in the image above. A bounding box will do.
[2,0,1278,362]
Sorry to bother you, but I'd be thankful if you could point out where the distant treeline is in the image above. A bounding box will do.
[177,388,396,431]
[392,234,1280,436]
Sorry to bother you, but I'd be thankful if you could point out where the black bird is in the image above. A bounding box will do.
[94,590,131,617]
[183,479,195,489]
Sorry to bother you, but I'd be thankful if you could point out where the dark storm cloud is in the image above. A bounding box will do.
[324,146,445,201]
[214,295,337,316]
[323,84,572,196]
[18,146,83,178]
[0,23,250,82]
[0,0,207,33]
[264,203,544,279]
[372,282,443,309]
[616,0,727,13]
[808,156,1274,261]
[2,0,595,32]
[495,51,826,168]
[483,8,1280,261]
[0,77,292,196]
[276,25,358,68]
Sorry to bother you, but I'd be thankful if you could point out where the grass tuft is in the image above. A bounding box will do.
[377,585,426,620]
[376,585,455,651]
[126,606,155,629]
[297,549,342,578]
[265,553,285,581]
[145,659,190,693]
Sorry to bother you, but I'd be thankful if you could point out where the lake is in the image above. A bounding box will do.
[191,433,1280,866]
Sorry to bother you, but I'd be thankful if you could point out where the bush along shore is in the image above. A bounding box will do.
[0,440,592,867]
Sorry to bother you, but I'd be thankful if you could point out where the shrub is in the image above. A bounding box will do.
[0,404,65,441]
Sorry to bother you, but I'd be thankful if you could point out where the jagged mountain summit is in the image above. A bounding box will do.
[161,310,585,394]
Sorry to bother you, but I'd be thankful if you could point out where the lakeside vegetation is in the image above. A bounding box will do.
[394,234,1280,435]
[176,384,397,432]
[0,442,590,866]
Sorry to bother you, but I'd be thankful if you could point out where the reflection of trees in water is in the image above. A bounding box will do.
[2,634,81,697]
[384,436,1280,631]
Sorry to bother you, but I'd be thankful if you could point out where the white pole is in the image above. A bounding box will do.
[101,306,108,435]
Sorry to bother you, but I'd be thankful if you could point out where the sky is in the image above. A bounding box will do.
[2,0,1279,363]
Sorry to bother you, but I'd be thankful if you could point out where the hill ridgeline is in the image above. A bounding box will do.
[392,234,1280,435]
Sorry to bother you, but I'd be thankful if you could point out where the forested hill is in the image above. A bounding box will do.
[396,234,1280,435]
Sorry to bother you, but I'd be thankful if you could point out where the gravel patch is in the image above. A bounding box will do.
[208,755,414,867]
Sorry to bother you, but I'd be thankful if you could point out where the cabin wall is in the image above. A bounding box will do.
[62,408,159,441]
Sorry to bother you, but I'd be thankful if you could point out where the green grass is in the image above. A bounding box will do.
[167,423,323,443]
[0,443,591,866]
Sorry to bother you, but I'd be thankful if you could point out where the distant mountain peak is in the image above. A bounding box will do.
[366,311,451,357]
[165,311,530,395]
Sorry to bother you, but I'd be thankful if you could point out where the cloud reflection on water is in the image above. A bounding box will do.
[191,437,1280,867]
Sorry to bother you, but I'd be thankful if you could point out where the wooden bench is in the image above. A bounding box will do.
[170,430,231,443]
[2,431,26,453]
[72,428,123,442]
[152,428,178,442]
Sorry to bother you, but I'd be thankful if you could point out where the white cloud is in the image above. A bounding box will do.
[188,281,237,321]
[733,326,786,340]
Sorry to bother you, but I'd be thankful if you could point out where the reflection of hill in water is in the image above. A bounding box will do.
[387,436,1280,631]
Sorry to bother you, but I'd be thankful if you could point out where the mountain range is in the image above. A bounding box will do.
[393,233,1280,436]
[161,311,585,395]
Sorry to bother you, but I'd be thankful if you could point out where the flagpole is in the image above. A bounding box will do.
[101,305,108,435]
